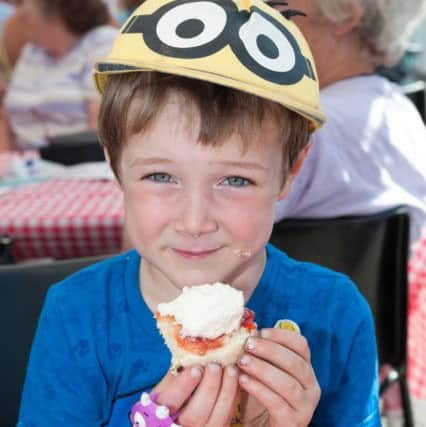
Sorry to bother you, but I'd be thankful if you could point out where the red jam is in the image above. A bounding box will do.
[175,324,225,355]
[157,308,257,356]
[241,308,257,331]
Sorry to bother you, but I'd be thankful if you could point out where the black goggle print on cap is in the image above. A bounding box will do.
[122,0,316,85]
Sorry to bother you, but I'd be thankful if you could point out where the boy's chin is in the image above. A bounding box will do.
[170,272,229,289]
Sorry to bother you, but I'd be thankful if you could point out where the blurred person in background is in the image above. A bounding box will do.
[410,18,426,79]
[0,0,16,94]
[0,1,26,95]
[0,0,117,152]
[116,0,142,25]
[101,0,119,20]
[0,1,14,23]
[273,0,426,248]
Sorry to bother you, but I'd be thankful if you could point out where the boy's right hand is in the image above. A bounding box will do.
[152,364,240,427]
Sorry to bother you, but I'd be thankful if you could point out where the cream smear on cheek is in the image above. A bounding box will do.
[233,248,253,258]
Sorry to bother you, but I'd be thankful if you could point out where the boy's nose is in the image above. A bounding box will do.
[174,190,218,238]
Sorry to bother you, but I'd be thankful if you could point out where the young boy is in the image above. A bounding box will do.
[18,1,381,426]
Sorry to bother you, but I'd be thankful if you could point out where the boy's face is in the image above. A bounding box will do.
[119,93,292,296]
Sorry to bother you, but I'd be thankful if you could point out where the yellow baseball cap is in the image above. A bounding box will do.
[94,0,326,130]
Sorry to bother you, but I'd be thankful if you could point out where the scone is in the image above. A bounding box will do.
[156,282,257,373]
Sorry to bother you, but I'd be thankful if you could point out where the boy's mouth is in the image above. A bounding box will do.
[172,247,221,259]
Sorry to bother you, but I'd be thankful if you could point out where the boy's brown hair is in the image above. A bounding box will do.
[98,72,312,185]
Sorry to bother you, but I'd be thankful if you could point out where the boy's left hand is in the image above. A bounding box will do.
[238,328,320,427]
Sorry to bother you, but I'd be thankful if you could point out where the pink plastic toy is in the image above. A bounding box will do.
[129,392,181,427]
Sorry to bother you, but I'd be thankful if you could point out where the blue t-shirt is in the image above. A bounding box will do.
[18,244,381,426]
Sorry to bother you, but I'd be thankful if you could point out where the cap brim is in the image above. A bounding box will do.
[94,60,326,130]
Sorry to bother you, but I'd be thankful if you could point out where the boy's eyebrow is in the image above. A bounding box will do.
[213,160,269,171]
[129,158,268,171]
[129,157,173,168]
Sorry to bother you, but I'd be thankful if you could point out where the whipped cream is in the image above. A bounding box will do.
[157,282,244,339]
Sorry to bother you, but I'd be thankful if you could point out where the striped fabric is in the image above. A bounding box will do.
[4,25,117,150]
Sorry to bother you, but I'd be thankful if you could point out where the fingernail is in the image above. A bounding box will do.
[227,365,238,377]
[239,374,249,385]
[239,354,250,366]
[246,338,256,350]
[208,363,221,373]
[261,329,271,338]
[191,366,202,378]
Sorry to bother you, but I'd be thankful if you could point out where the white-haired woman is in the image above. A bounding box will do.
[274,0,426,248]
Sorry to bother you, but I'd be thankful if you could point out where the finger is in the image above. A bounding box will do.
[240,372,318,426]
[238,353,305,410]
[245,336,316,389]
[205,365,240,427]
[155,365,204,413]
[152,370,176,394]
[179,363,223,427]
[239,373,294,420]
[260,329,311,361]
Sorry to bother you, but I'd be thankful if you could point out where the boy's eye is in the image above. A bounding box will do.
[143,173,174,183]
[222,176,252,187]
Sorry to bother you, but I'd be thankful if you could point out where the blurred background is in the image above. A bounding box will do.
[0,1,425,426]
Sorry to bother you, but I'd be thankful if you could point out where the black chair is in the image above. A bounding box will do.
[0,234,15,265]
[401,80,426,123]
[269,206,413,426]
[40,130,104,165]
[0,255,107,427]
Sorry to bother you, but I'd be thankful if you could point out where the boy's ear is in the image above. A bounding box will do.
[331,2,364,37]
[103,147,111,165]
[278,144,311,200]
[103,148,121,185]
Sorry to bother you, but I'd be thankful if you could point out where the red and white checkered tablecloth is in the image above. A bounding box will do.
[381,233,426,416]
[0,179,124,260]
[408,235,426,401]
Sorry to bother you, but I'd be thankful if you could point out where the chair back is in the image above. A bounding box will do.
[0,234,15,265]
[402,80,426,123]
[269,206,410,369]
[40,130,104,165]
[0,255,107,427]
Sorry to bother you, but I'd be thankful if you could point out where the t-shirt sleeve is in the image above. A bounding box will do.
[17,285,109,426]
[311,295,381,426]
